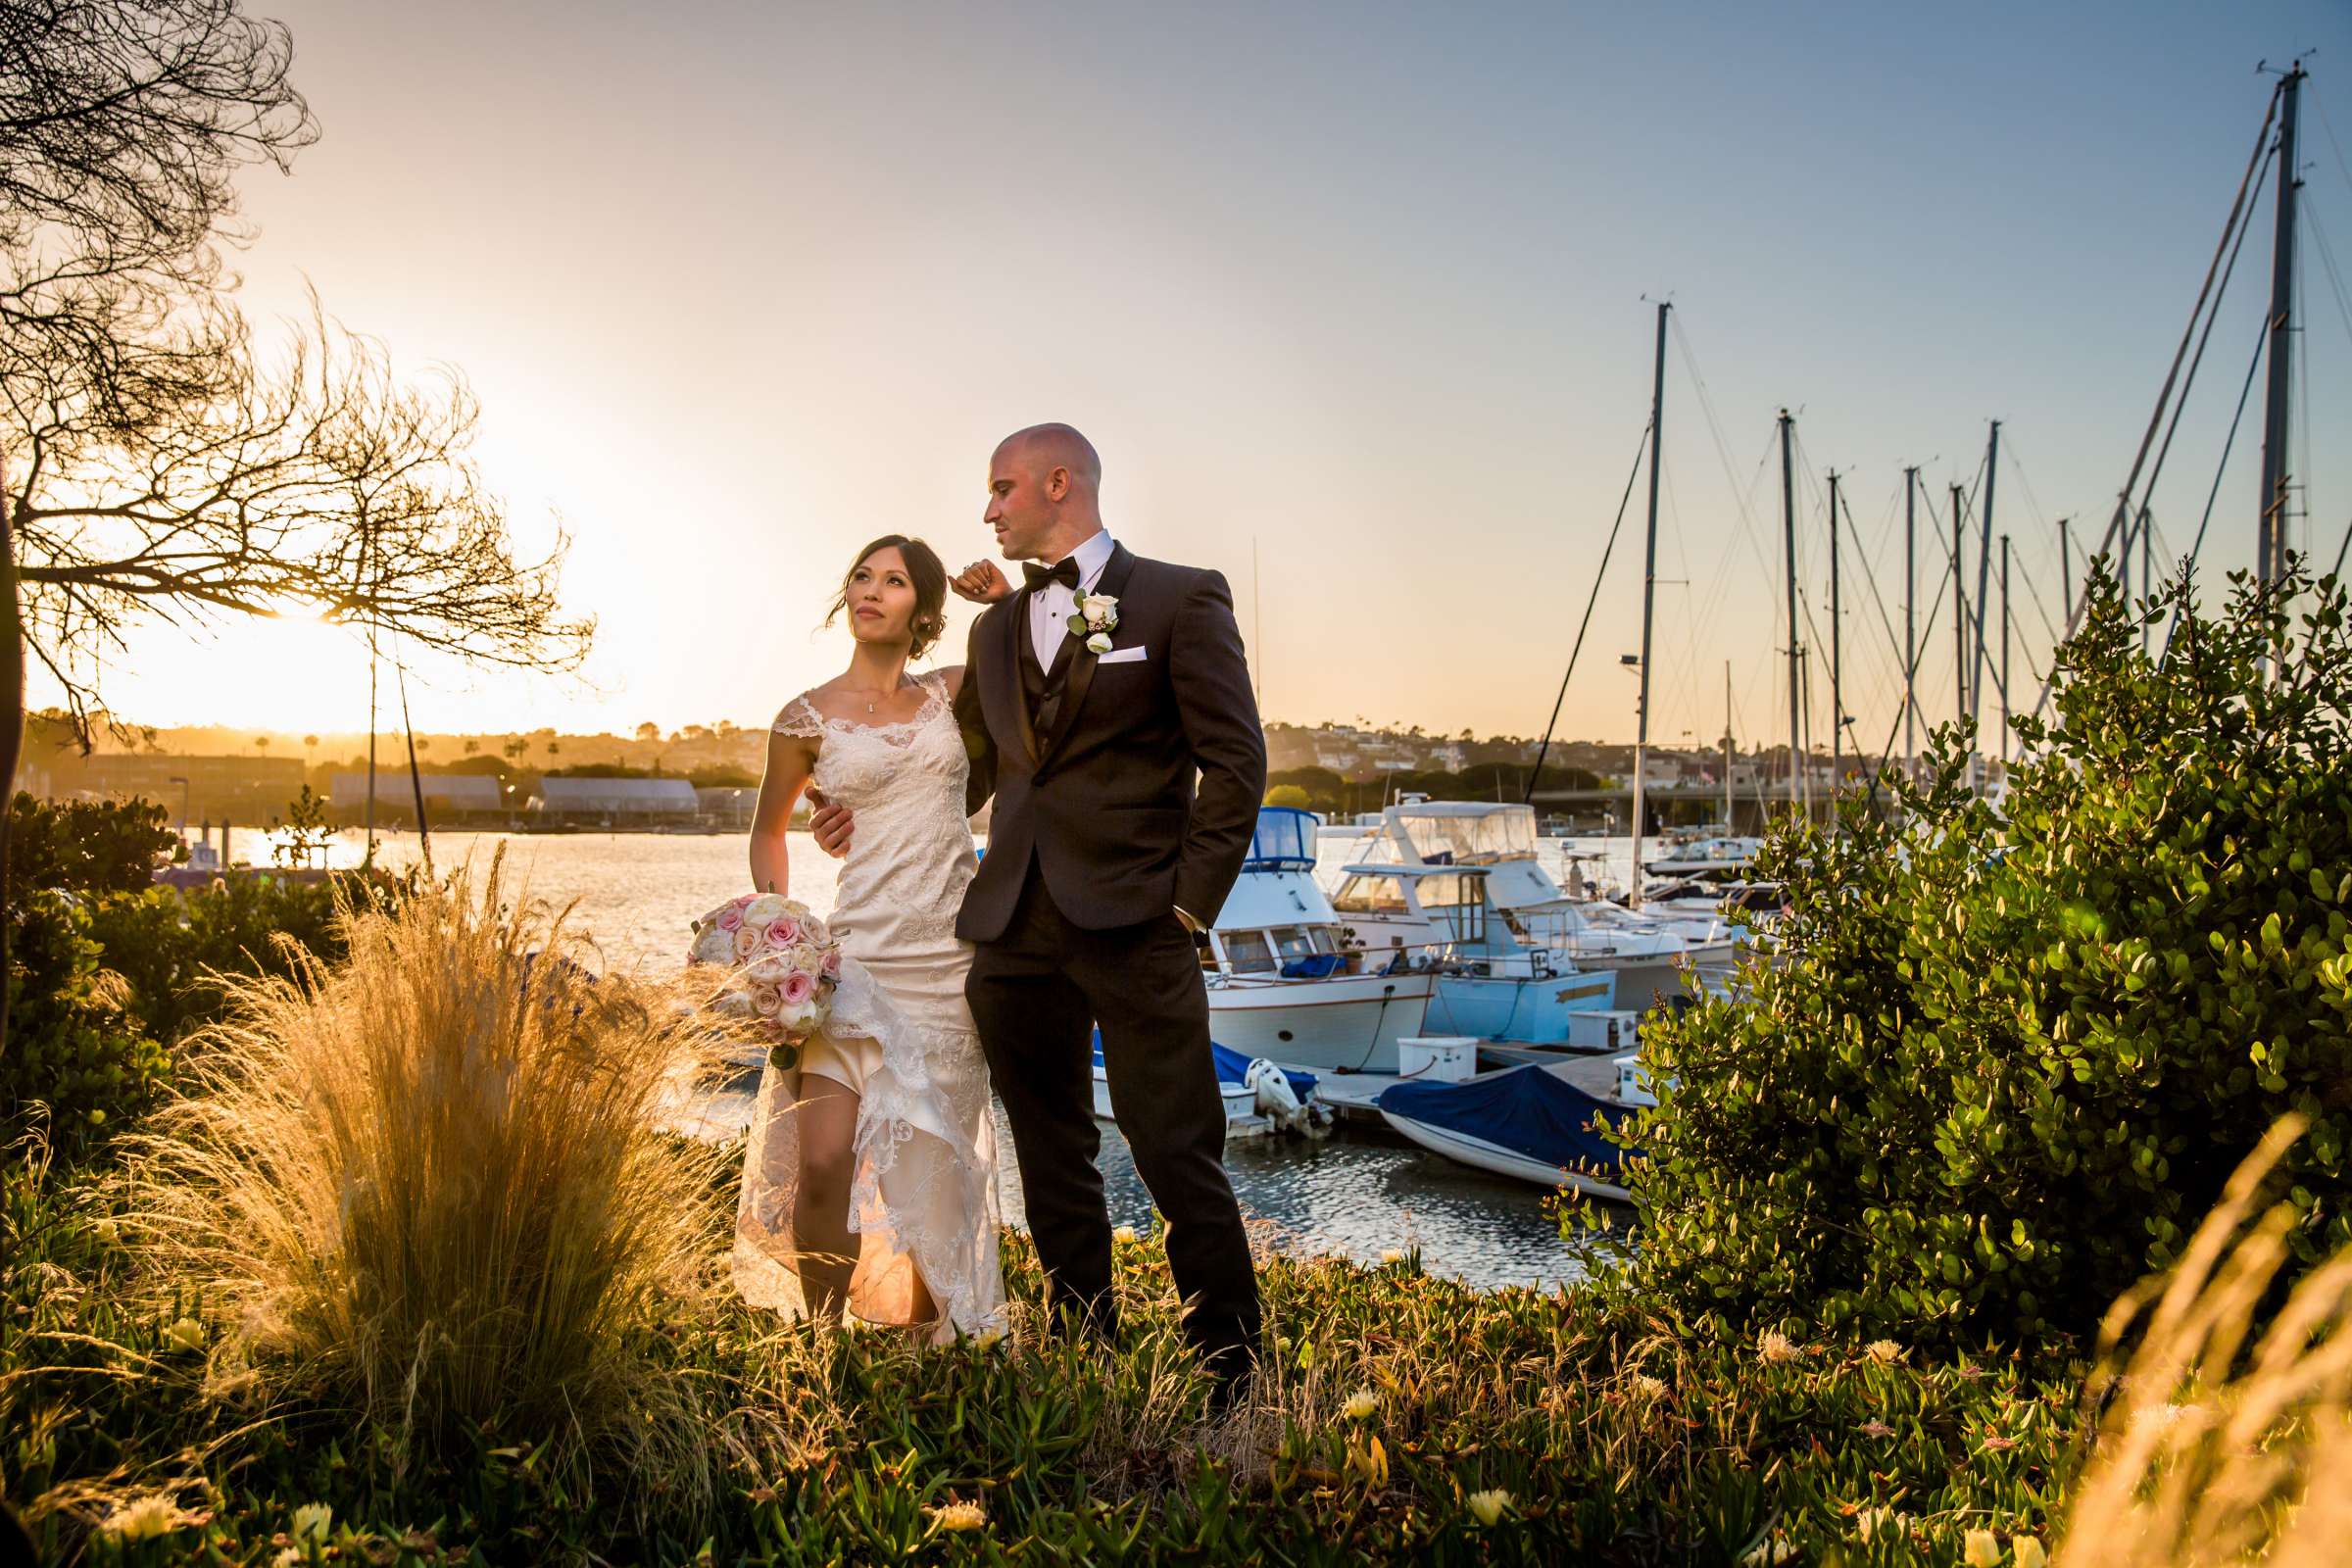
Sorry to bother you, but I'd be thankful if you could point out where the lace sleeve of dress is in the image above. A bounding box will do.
[772,694,825,739]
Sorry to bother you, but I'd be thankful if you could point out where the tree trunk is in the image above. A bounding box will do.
[0,461,22,1061]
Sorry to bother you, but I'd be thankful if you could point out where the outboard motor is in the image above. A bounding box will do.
[1246,1057,1330,1138]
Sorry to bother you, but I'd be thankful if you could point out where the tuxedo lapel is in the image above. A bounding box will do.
[1001,592,1042,764]
[1033,543,1138,772]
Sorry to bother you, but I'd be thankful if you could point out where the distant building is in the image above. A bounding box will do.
[529,776,700,820]
[330,771,504,819]
[59,754,306,823]
[696,786,757,827]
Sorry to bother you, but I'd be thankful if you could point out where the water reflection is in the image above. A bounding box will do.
[700,1075,1586,1295]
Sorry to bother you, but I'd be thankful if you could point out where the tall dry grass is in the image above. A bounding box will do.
[120,855,731,1501]
[2060,1113,2352,1566]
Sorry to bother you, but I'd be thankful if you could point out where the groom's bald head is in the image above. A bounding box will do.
[986,422,1105,563]
[996,423,1101,491]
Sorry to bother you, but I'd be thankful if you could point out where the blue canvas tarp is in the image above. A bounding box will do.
[1376,1065,1627,1173]
[1092,1030,1319,1100]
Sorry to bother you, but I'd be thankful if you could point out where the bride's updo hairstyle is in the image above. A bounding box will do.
[826,534,951,659]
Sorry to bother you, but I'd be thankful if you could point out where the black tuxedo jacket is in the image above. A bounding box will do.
[954,541,1266,941]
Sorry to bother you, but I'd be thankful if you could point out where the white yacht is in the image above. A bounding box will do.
[1326,801,1743,1012]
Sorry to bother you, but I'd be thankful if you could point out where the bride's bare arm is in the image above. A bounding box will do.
[749,729,818,893]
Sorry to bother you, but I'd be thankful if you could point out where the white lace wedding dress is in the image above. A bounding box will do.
[731,668,1006,1342]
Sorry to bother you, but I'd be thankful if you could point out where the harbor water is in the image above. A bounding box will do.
[214,823,1664,1291]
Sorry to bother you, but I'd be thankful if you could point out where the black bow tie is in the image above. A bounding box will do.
[1022,558,1083,592]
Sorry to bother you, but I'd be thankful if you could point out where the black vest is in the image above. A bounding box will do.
[1020,617,1077,734]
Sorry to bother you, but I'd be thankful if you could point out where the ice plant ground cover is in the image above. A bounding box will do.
[8,1134,2083,1564]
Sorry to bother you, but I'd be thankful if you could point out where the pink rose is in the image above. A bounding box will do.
[779,969,816,1005]
[764,916,802,949]
[733,925,763,959]
[715,906,744,933]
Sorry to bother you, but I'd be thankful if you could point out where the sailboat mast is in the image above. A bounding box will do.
[2258,63,2304,585]
[1829,468,1843,795]
[2059,515,2072,616]
[1903,467,1918,782]
[1971,420,1999,734]
[1629,301,1668,911]
[1722,662,1734,830]
[1999,534,2012,765]
[1950,483,1967,737]
[1779,409,1799,817]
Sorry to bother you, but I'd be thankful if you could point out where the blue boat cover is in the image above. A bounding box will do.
[1279,953,1346,979]
[1377,1065,1627,1174]
[1093,1029,1318,1099]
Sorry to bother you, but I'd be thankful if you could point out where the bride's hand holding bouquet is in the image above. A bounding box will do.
[688,892,842,1069]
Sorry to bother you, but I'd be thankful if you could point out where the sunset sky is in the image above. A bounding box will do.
[47,0,2352,753]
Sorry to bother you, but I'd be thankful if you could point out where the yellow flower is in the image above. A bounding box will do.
[165,1317,206,1352]
[926,1499,986,1532]
[102,1494,184,1541]
[91,1216,121,1245]
[1741,1538,1794,1567]
[1963,1527,2001,1567]
[1757,1329,1798,1364]
[1348,1434,1389,1487]
[1379,1248,1406,1265]
[2013,1538,2049,1568]
[1112,1225,1139,1244]
[1341,1389,1378,1421]
[1865,1338,1904,1363]
[1465,1489,1511,1527]
[291,1502,332,1544]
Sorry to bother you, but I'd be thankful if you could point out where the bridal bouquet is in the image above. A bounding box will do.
[687,892,841,1067]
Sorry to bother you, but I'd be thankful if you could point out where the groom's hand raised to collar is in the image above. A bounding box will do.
[953,560,1014,605]
[807,787,854,858]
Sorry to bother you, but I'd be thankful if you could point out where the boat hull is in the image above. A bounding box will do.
[1201,970,1434,1073]
[1378,1108,1630,1200]
[1420,969,1616,1045]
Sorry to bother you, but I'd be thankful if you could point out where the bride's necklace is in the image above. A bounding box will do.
[846,673,913,715]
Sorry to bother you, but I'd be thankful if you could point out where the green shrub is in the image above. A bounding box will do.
[1,890,169,1144]
[82,875,343,1045]
[1623,564,2352,1349]
[8,793,175,895]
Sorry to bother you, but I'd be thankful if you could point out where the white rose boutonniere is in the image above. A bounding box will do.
[1067,590,1120,655]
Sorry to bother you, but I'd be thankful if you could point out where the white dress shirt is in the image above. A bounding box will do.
[1027,528,1115,668]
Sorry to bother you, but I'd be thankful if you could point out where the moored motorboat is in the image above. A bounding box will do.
[1375,1061,1634,1200]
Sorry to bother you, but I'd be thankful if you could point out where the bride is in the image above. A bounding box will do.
[732,533,1008,1342]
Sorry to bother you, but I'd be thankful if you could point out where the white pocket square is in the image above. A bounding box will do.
[1096,646,1149,664]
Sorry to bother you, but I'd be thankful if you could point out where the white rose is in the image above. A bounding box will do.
[745,955,791,986]
[776,998,821,1037]
[1086,632,1113,655]
[744,894,788,925]
[692,928,736,965]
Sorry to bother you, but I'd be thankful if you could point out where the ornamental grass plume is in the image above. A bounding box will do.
[119,856,730,1505]
[2057,1114,2352,1568]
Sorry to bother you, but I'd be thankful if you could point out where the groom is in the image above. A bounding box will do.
[822,422,1264,1400]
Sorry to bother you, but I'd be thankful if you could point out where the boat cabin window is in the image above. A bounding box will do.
[1271,926,1315,961]
[1331,874,1408,912]
[1416,871,1487,943]
[1307,926,1339,955]
[1222,930,1277,974]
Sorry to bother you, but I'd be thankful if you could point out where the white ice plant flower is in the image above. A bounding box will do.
[1342,1389,1378,1421]
[1464,1489,1511,1527]
[291,1502,332,1544]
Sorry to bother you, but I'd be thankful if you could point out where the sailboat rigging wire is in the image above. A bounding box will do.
[1524,419,1651,804]
[2131,146,2275,564]
[1670,316,1783,587]
[1835,480,1911,710]
[2044,78,2282,703]
[2010,552,2064,656]
[2332,513,2351,579]
[2165,318,2272,654]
